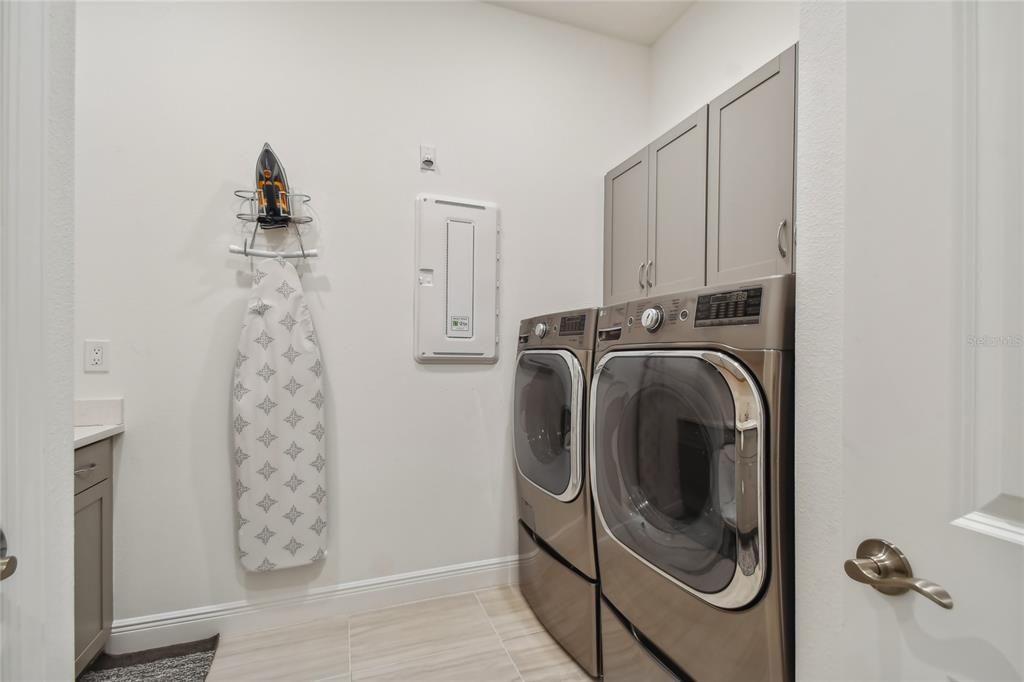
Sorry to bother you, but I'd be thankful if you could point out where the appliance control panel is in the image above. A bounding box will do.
[694,286,763,327]
[596,275,793,351]
[518,309,597,350]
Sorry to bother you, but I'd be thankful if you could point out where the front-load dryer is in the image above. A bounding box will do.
[590,275,794,681]
[514,308,599,678]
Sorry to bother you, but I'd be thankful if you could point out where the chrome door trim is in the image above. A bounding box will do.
[589,349,768,609]
[514,349,585,503]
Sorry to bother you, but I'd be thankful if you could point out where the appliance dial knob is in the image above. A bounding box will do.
[533,322,548,338]
[641,306,664,332]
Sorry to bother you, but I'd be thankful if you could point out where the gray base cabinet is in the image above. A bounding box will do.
[707,44,797,285]
[74,440,114,676]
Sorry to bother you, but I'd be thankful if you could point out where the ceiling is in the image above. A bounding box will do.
[490,1,694,46]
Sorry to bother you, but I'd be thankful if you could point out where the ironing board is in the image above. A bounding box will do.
[232,258,327,572]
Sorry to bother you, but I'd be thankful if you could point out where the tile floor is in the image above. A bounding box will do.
[206,586,590,681]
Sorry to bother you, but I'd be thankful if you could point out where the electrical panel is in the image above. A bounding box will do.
[414,194,499,363]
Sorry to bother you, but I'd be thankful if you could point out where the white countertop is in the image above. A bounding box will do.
[74,424,125,449]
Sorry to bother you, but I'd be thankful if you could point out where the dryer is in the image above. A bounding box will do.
[514,308,599,678]
[590,275,794,681]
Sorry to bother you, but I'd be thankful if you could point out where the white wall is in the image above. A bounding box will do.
[648,1,799,138]
[74,1,649,624]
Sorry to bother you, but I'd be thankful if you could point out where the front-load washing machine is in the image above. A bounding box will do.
[590,274,794,681]
[514,308,599,678]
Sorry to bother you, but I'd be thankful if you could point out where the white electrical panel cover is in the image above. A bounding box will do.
[414,194,499,363]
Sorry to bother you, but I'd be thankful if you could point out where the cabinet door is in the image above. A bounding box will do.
[707,44,796,285]
[75,478,113,675]
[603,148,649,305]
[648,106,708,295]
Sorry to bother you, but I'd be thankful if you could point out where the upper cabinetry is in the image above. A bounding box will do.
[603,44,797,303]
[707,45,796,285]
[603,148,649,305]
[649,107,709,294]
[603,107,707,306]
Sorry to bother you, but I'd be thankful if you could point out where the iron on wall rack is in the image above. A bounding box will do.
[229,143,319,259]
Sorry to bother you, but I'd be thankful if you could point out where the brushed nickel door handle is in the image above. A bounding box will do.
[74,462,98,476]
[638,262,646,290]
[0,556,16,581]
[0,529,16,581]
[646,260,654,289]
[777,220,788,258]
[844,538,953,610]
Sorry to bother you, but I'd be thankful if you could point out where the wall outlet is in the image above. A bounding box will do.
[84,339,110,373]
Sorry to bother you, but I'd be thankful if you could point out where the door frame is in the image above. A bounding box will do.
[0,2,76,679]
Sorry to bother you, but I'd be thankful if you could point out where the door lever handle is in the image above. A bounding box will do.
[843,538,953,610]
[0,529,16,581]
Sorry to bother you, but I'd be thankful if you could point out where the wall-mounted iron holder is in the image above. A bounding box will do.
[230,189,319,260]
[229,142,319,260]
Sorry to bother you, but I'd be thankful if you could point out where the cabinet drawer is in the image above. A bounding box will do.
[74,439,112,494]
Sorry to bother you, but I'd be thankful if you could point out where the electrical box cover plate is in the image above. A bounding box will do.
[414,194,499,363]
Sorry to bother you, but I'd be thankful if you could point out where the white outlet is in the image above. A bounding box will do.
[84,339,110,373]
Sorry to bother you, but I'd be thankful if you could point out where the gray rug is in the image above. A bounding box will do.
[78,636,218,682]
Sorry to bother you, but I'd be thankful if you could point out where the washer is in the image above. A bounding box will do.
[590,275,794,681]
[513,308,599,678]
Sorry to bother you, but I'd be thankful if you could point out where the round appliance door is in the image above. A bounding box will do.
[513,350,585,502]
[590,350,767,609]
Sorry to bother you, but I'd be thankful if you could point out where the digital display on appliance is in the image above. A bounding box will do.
[710,291,748,304]
[559,314,587,336]
[695,287,763,327]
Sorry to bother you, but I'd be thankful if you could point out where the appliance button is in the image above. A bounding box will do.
[533,322,548,338]
[640,306,664,332]
[679,309,689,321]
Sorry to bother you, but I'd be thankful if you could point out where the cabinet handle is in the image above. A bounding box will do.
[777,220,788,258]
[638,262,646,289]
[74,463,97,476]
[646,260,654,289]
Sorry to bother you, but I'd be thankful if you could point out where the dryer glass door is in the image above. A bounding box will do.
[590,350,766,609]
[514,350,584,501]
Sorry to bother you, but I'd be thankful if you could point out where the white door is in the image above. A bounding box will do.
[0,2,76,679]
[797,2,1024,680]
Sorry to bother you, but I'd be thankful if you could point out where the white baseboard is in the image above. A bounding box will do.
[108,555,519,654]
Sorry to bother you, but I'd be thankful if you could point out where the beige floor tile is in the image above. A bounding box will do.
[476,586,545,640]
[353,644,520,681]
[503,631,589,682]
[349,593,510,679]
[208,615,349,681]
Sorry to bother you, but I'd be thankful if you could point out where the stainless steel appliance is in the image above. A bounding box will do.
[514,308,600,677]
[590,275,794,681]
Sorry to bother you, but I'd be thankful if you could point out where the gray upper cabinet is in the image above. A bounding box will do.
[648,106,708,296]
[707,45,797,285]
[603,148,649,305]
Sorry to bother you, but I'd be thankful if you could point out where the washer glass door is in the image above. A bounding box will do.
[514,350,584,501]
[590,350,766,609]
